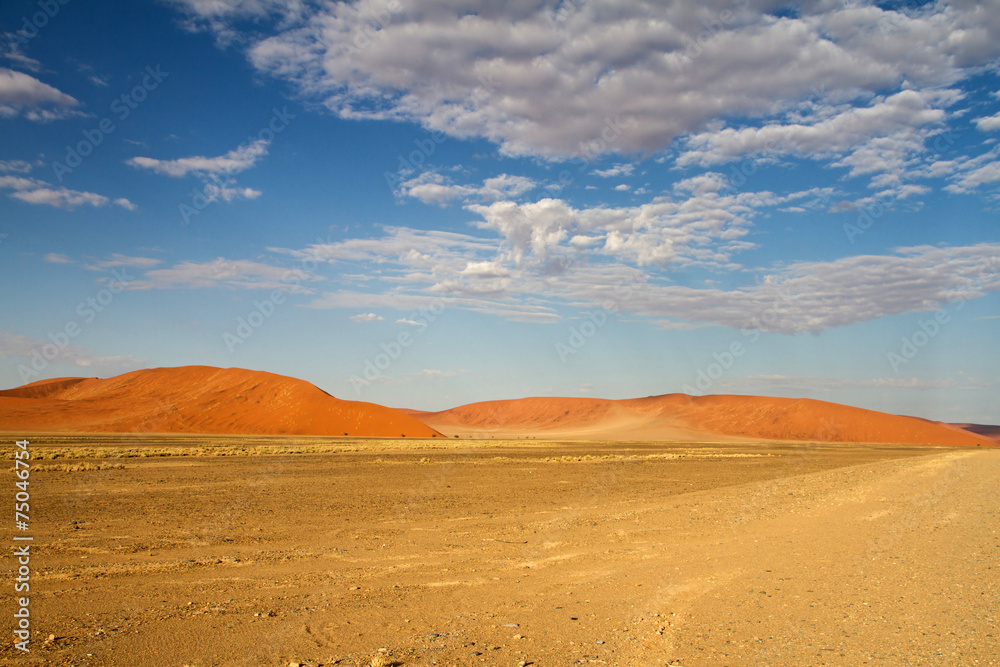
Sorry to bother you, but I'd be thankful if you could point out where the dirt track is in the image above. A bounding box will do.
[3,438,998,666]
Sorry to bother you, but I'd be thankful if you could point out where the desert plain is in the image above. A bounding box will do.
[2,433,998,667]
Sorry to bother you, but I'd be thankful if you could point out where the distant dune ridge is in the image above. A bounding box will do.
[0,366,993,446]
[0,366,443,438]
[414,394,992,447]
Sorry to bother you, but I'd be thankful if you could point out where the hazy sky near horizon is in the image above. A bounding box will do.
[1,0,998,422]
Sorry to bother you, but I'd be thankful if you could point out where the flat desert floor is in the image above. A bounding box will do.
[2,436,998,666]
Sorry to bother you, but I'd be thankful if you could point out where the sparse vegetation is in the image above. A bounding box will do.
[0,434,530,461]
[11,462,125,472]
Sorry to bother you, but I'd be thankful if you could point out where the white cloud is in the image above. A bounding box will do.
[293,218,1000,334]
[0,159,32,173]
[169,1,1000,159]
[466,174,769,270]
[942,146,1000,194]
[677,90,950,167]
[0,67,83,121]
[397,171,536,205]
[85,254,162,270]
[0,330,145,376]
[1,36,42,72]
[396,318,427,327]
[974,113,1000,132]
[419,368,462,379]
[43,253,72,264]
[127,140,268,205]
[349,312,384,322]
[717,375,959,391]
[0,175,136,210]
[604,243,1000,333]
[593,164,635,178]
[132,258,320,293]
[126,139,269,177]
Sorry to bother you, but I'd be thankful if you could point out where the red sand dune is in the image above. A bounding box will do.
[0,366,443,438]
[416,394,991,446]
[950,423,1000,444]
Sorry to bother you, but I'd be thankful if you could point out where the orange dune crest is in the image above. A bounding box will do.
[416,393,991,446]
[0,366,443,438]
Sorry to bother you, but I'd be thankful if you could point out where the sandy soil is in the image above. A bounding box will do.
[2,437,997,666]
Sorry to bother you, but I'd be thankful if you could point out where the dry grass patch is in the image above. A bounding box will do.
[17,462,125,472]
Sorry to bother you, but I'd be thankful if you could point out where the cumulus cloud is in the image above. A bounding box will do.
[0,67,83,121]
[464,172,791,269]
[166,1,1000,160]
[677,90,953,175]
[942,146,1000,194]
[593,164,635,178]
[974,113,1000,132]
[292,215,1000,333]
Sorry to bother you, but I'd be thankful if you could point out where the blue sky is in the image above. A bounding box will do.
[1,0,998,423]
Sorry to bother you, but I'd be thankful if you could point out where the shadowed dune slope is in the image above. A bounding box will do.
[951,423,1000,443]
[416,394,989,446]
[0,366,443,437]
